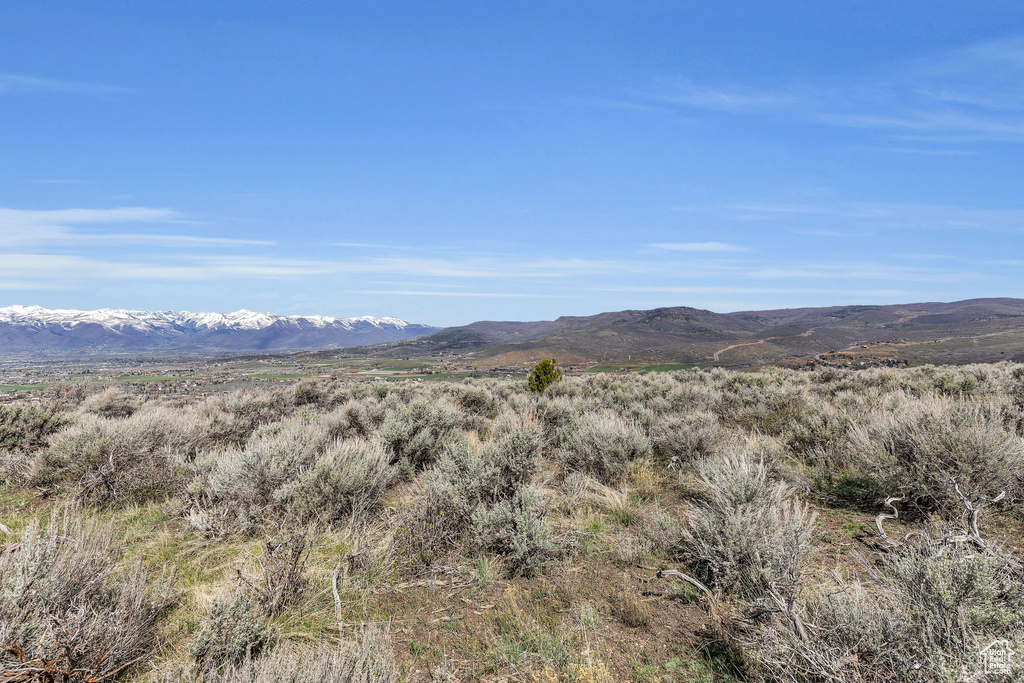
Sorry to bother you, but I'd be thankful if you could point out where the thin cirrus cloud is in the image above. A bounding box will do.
[0,206,273,248]
[0,253,330,282]
[747,263,980,282]
[645,78,803,113]
[0,73,127,95]
[65,233,274,247]
[630,36,1024,143]
[0,280,65,291]
[359,290,555,298]
[0,248,741,289]
[595,285,921,299]
[719,201,1024,234]
[649,241,747,252]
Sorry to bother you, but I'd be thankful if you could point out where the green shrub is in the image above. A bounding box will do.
[528,359,563,393]
[933,370,981,397]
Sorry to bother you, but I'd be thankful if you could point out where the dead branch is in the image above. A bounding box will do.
[951,481,1005,550]
[874,496,903,541]
[235,532,310,617]
[332,566,344,633]
[658,568,718,609]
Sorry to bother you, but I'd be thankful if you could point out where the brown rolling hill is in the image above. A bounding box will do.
[347,298,1024,368]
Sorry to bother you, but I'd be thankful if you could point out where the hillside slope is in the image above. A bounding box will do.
[363,298,1024,367]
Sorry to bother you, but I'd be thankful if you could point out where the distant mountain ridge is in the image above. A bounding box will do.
[0,305,439,355]
[361,297,1024,367]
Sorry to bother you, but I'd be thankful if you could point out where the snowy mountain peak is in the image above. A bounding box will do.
[0,305,438,355]
[0,305,415,331]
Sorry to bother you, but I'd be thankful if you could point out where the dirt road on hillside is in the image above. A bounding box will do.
[712,339,765,361]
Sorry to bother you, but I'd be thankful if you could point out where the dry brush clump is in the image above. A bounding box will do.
[680,445,817,600]
[158,628,397,682]
[31,406,201,502]
[0,507,170,682]
[187,416,395,535]
[234,533,311,618]
[191,389,298,449]
[187,592,276,673]
[649,409,729,464]
[752,493,1024,682]
[377,396,466,474]
[81,386,141,419]
[555,410,652,484]
[394,410,560,575]
[0,402,72,484]
[847,396,1024,515]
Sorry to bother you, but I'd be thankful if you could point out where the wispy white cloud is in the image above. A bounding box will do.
[0,206,273,248]
[875,147,979,156]
[647,78,802,113]
[599,285,811,294]
[67,233,273,247]
[649,241,747,252]
[611,36,1024,143]
[748,263,980,283]
[325,241,426,251]
[0,247,748,293]
[359,290,554,298]
[0,253,326,282]
[721,200,1024,234]
[0,280,65,291]
[0,206,176,224]
[190,256,332,278]
[0,74,127,95]
[597,285,920,298]
[338,256,665,279]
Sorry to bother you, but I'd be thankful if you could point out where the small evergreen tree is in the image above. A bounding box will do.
[528,359,562,393]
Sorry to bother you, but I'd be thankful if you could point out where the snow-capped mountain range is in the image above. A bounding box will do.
[0,305,439,355]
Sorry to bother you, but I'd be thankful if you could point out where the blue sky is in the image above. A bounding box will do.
[3,1,1024,326]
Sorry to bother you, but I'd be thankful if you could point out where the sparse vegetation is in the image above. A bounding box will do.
[1,361,1023,680]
